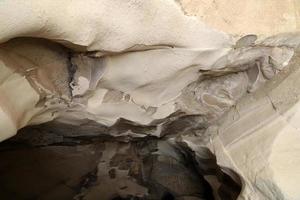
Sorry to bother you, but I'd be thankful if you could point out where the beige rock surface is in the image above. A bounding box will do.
[209,51,300,199]
[0,0,232,51]
[0,1,300,200]
[179,0,300,36]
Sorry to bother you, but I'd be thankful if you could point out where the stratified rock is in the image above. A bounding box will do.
[0,1,299,200]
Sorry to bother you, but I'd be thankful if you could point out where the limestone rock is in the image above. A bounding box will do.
[0,1,300,200]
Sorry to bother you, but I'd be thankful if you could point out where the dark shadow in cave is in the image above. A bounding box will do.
[0,123,242,200]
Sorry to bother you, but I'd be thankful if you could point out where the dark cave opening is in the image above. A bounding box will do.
[0,123,241,200]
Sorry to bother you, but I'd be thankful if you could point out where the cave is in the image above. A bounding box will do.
[0,1,299,200]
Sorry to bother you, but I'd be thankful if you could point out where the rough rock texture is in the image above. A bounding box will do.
[0,0,300,200]
[0,132,241,200]
[179,0,300,36]
[210,51,300,200]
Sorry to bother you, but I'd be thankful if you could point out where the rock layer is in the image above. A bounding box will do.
[0,0,300,200]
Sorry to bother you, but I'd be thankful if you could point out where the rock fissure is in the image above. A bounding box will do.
[0,1,300,200]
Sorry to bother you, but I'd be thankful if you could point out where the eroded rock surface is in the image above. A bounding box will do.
[0,0,300,200]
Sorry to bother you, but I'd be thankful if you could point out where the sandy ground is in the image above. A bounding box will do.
[179,0,300,36]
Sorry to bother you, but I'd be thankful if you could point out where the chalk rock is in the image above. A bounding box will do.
[0,1,299,200]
